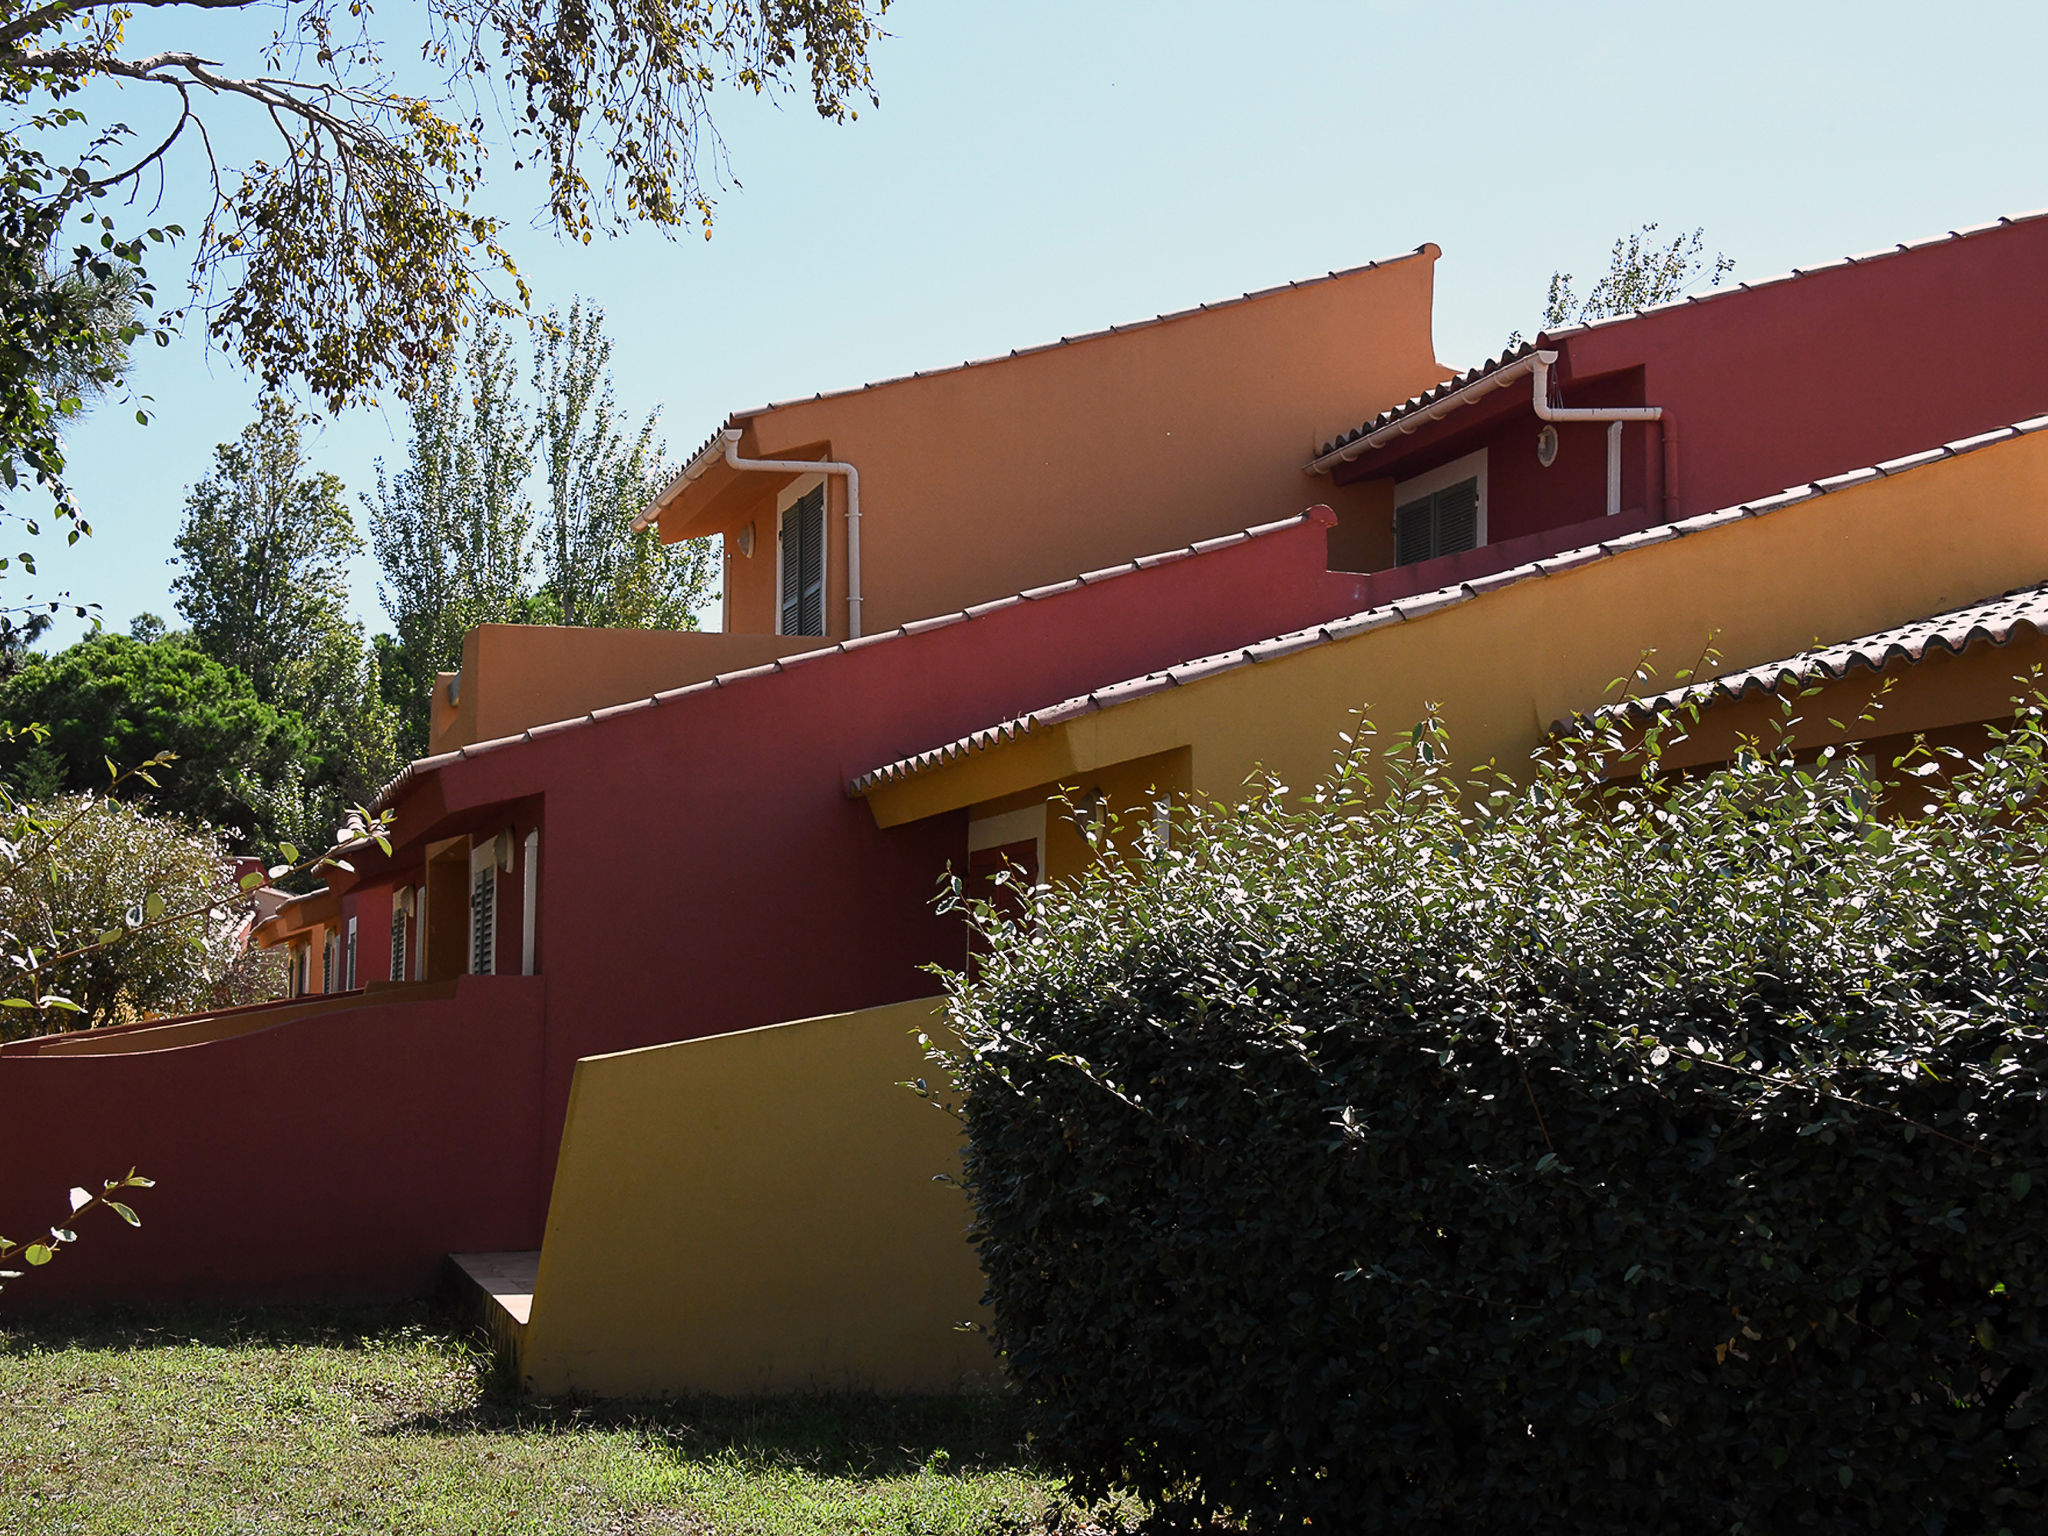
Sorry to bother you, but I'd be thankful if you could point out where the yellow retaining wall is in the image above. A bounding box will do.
[518,996,995,1397]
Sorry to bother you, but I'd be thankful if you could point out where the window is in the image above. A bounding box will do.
[1392,448,1488,567]
[778,485,826,637]
[521,829,540,976]
[391,889,412,983]
[470,837,508,976]
[345,916,358,990]
[470,867,496,975]
[321,930,335,993]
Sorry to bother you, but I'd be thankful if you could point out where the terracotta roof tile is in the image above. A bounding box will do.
[849,415,2048,800]
[369,508,1336,814]
[1582,581,2048,731]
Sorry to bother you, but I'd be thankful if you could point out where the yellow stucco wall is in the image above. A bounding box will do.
[518,996,995,1398]
[864,425,2048,827]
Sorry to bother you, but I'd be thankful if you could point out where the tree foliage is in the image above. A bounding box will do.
[368,322,537,753]
[370,304,715,754]
[0,630,304,841]
[171,396,360,706]
[941,697,2048,1533]
[0,791,277,1029]
[0,0,889,515]
[170,397,401,852]
[1543,223,1735,330]
[533,299,712,630]
[0,102,171,530]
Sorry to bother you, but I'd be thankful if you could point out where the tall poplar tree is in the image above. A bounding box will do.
[368,325,536,756]
[533,300,716,631]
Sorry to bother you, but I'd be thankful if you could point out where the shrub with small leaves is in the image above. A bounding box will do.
[940,700,2048,1533]
[0,792,271,1030]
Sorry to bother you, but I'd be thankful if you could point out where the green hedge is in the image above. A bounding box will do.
[939,706,2048,1533]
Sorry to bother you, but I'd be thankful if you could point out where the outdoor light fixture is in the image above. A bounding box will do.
[736,520,756,558]
[1537,424,1559,467]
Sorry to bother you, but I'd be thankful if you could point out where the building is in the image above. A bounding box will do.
[3,213,2044,1398]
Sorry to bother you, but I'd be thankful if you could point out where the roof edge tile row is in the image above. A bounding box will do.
[368,507,1340,815]
[1578,580,2048,733]
[847,414,2048,799]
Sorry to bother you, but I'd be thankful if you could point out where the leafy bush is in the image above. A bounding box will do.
[940,704,2048,1533]
[0,793,280,1030]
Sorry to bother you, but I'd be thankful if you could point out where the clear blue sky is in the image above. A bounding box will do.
[29,0,2048,642]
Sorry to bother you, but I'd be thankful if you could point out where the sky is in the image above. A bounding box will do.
[24,0,2048,643]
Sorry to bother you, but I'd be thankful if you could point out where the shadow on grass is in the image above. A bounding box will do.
[395,1389,1033,1481]
[0,1300,1036,1485]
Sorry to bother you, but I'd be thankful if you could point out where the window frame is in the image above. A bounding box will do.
[469,839,501,976]
[775,474,828,638]
[1391,447,1489,564]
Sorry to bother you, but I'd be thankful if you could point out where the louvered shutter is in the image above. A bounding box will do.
[390,910,407,984]
[1434,478,1480,556]
[1394,497,1435,566]
[471,867,496,975]
[779,487,826,637]
[1393,476,1482,566]
[779,503,801,633]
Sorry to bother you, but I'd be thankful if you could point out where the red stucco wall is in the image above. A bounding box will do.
[5,511,1375,1304]
[1340,215,2048,541]
[367,512,1380,1193]
[0,978,546,1302]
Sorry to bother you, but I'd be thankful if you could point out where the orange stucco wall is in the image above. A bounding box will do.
[665,250,1450,638]
[864,425,2048,829]
[430,624,830,755]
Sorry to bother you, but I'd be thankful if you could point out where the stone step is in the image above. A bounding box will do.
[449,1250,537,1369]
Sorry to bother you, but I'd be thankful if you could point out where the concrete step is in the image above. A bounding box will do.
[449,1250,537,1369]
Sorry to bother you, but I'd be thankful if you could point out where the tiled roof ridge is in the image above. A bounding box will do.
[367,507,1339,814]
[1579,580,2048,732]
[848,413,2048,799]
[1311,343,1538,466]
[658,245,1441,469]
[1313,209,2048,463]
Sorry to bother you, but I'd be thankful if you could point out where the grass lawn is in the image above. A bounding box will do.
[0,1305,1116,1535]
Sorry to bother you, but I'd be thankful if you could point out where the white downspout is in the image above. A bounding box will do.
[630,429,866,639]
[1531,349,1665,519]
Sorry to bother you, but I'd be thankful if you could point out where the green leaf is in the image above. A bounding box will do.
[2013,1171,2032,1200]
[23,1244,52,1267]
[108,1202,139,1227]
[278,843,300,865]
